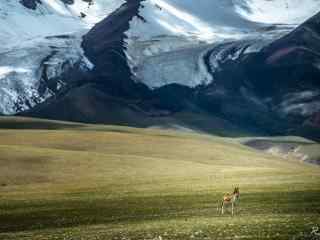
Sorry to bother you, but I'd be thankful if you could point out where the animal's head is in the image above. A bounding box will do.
[234,187,240,198]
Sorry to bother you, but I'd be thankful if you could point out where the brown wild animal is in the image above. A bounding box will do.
[218,187,240,215]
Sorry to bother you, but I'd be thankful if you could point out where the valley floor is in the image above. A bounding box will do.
[0,117,319,240]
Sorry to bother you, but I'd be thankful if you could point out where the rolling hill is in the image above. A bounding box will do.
[0,117,319,239]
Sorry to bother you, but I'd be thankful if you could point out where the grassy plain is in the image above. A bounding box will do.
[0,117,319,239]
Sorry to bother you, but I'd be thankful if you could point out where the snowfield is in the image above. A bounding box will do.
[0,0,124,114]
[0,34,95,114]
[0,0,125,48]
[235,0,320,25]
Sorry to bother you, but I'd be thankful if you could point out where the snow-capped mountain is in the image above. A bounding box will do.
[82,0,320,139]
[1,0,320,140]
[82,0,320,90]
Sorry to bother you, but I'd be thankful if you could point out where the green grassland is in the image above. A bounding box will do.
[0,117,319,240]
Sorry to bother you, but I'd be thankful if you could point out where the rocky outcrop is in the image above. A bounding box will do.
[61,0,74,4]
[82,0,145,98]
[20,0,41,10]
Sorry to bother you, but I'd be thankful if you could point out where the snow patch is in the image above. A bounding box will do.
[0,66,31,78]
[235,0,320,25]
[66,0,125,28]
[282,102,320,117]
[279,91,320,117]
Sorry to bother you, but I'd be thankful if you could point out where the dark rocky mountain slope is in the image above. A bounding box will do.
[198,12,320,139]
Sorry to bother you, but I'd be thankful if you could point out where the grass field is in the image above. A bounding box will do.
[0,117,319,240]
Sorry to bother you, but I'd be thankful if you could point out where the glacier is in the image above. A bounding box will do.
[0,0,124,114]
[124,0,320,89]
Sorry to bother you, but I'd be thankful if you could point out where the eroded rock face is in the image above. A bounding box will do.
[61,0,74,4]
[82,0,143,67]
[248,12,320,134]
[20,0,41,10]
[247,12,320,98]
[82,0,144,98]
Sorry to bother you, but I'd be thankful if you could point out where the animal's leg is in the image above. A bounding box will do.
[232,203,234,216]
[221,202,224,215]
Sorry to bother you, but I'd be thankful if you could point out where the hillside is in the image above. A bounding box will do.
[0,117,319,239]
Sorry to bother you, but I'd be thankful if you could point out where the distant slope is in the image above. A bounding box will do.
[0,116,85,129]
[241,137,320,165]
